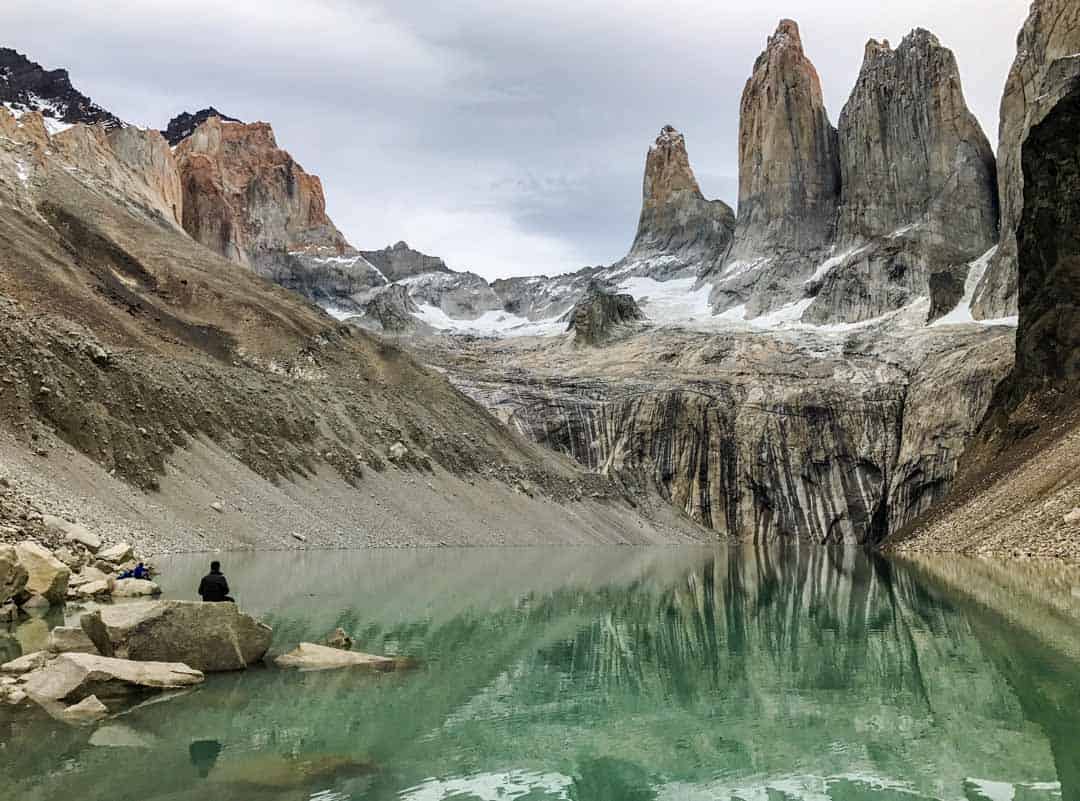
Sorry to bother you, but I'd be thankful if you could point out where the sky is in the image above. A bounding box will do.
[7,0,1030,279]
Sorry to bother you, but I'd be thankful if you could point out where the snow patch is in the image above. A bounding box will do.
[14,160,30,186]
[616,276,711,324]
[931,246,1016,328]
[414,303,563,337]
[805,246,865,285]
[719,256,770,281]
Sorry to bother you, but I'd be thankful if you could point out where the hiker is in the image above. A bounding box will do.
[197,560,234,602]
[117,562,150,580]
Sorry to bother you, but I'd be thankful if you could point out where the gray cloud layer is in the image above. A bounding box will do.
[6,0,1029,278]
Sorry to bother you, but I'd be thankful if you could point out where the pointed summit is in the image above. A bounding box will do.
[836,26,997,253]
[723,20,840,279]
[621,126,734,278]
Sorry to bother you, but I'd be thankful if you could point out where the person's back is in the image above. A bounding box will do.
[198,561,231,603]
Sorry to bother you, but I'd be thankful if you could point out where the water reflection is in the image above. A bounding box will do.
[1,545,1077,801]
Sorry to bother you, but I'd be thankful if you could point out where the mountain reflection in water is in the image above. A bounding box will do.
[1,544,1077,801]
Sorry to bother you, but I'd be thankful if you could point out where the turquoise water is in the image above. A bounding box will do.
[2,546,1079,801]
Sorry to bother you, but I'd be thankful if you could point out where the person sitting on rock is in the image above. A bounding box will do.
[198,560,233,603]
[118,562,150,580]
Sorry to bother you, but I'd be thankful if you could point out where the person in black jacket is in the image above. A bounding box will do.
[197,561,233,602]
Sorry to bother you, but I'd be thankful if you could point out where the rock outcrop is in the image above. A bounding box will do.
[80,600,272,672]
[618,126,735,278]
[21,653,203,703]
[173,116,384,308]
[162,107,241,147]
[359,284,425,333]
[0,48,122,130]
[802,30,998,325]
[567,284,646,345]
[359,241,452,282]
[711,20,840,315]
[972,0,1080,320]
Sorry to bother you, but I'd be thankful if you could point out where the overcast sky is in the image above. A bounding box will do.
[7,0,1030,279]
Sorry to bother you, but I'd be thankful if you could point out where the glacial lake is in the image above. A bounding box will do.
[2,546,1080,801]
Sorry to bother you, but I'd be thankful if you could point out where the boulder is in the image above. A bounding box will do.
[111,579,161,598]
[72,579,112,600]
[0,545,28,604]
[43,515,101,552]
[322,628,353,651]
[69,566,110,587]
[97,542,133,564]
[62,694,109,723]
[14,541,70,605]
[81,601,272,672]
[274,642,400,671]
[54,546,88,570]
[48,626,99,654]
[21,652,204,703]
[388,442,408,463]
[1,650,51,674]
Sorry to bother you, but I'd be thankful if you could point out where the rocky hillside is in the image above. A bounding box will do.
[0,104,707,551]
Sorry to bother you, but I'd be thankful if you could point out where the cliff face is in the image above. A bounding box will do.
[835,31,997,252]
[173,115,385,308]
[619,126,734,279]
[972,0,1080,321]
[431,325,1011,545]
[896,3,1080,558]
[803,30,999,325]
[711,20,840,316]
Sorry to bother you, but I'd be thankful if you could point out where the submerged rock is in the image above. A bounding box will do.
[80,600,272,672]
[48,626,98,654]
[21,652,203,703]
[274,642,399,671]
[61,693,109,724]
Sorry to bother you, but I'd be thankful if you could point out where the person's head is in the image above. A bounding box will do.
[210,560,221,573]
[137,562,144,568]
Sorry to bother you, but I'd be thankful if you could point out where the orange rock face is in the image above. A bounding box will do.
[174,116,350,268]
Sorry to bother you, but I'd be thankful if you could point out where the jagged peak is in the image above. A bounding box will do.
[900,27,943,51]
[650,124,686,152]
[864,38,892,59]
[163,107,243,146]
[770,19,804,51]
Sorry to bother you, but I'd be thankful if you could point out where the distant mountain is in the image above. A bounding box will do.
[162,107,241,146]
[0,47,122,130]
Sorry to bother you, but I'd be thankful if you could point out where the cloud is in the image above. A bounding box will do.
[4,0,1029,277]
